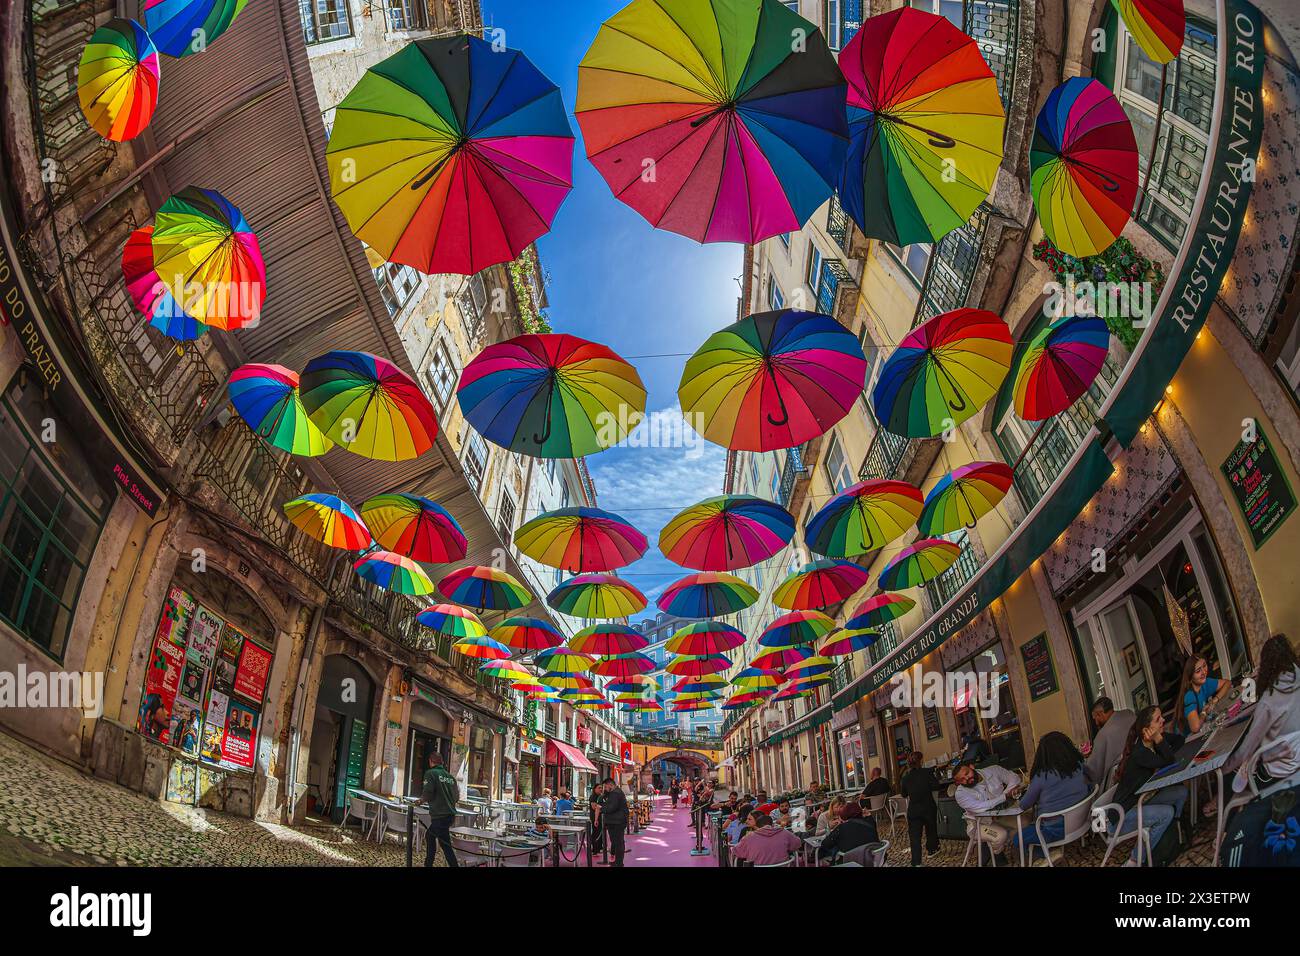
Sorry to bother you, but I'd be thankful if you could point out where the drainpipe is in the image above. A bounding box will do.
[286,554,340,821]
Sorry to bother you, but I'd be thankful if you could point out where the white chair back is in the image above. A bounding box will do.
[754,855,795,867]
[451,836,496,867]
[866,793,888,815]
[383,805,411,837]
[870,840,890,867]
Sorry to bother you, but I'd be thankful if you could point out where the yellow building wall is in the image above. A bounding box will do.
[998,571,1074,747]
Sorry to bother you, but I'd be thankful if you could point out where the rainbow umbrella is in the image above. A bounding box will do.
[489,617,564,652]
[672,674,728,693]
[300,351,439,462]
[228,364,335,457]
[758,610,837,648]
[805,480,924,558]
[515,506,647,572]
[78,19,159,142]
[458,333,646,458]
[359,494,467,564]
[872,309,1013,438]
[772,559,871,610]
[1013,314,1111,422]
[659,495,794,572]
[671,699,718,713]
[452,635,512,660]
[752,646,811,671]
[151,187,265,331]
[665,622,746,656]
[480,659,533,680]
[438,566,531,611]
[837,6,1005,245]
[576,0,847,245]
[122,226,205,341]
[722,696,761,710]
[879,538,963,590]
[774,684,818,701]
[614,689,656,702]
[791,671,833,687]
[665,655,731,677]
[918,462,1014,536]
[547,574,647,619]
[732,667,783,690]
[673,688,723,701]
[569,623,649,656]
[143,0,247,57]
[534,647,597,673]
[326,35,573,276]
[560,687,605,700]
[1112,0,1184,64]
[354,551,435,596]
[609,676,660,694]
[679,310,868,453]
[819,629,880,657]
[657,572,759,619]
[590,652,656,679]
[1030,77,1139,258]
[283,494,370,550]
[622,700,664,712]
[845,593,916,629]
[415,604,486,640]
[785,654,836,678]
[538,672,595,690]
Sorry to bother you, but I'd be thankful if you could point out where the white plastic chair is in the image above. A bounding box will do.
[340,793,379,840]
[864,793,888,821]
[1215,747,1267,864]
[451,836,498,867]
[754,855,796,867]
[1026,785,1098,866]
[411,806,430,858]
[886,794,908,839]
[1094,783,1153,867]
[380,804,413,846]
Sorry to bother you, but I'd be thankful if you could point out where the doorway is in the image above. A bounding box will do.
[310,655,376,821]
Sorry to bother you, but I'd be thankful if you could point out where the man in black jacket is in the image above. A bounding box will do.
[419,751,460,868]
[599,778,629,866]
[898,751,942,866]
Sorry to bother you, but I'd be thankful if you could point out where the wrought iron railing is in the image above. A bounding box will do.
[924,533,981,610]
[625,730,723,750]
[858,427,910,482]
[867,619,900,666]
[777,445,808,507]
[965,0,1020,108]
[913,204,992,326]
[817,257,854,318]
[827,196,852,256]
[830,661,852,694]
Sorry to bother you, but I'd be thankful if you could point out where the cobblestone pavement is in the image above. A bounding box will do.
[0,732,419,867]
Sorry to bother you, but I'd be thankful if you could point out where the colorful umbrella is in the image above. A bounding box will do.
[122,226,206,341]
[78,18,159,142]
[325,35,574,276]
[538,671,595,690]
[672,674,728,693]
[568,623,650,656]
[1112,0,1185,64]
[458,333,646,458]
[773,684,818,701]
[792,671,833,687]
[819,629,880,657]
[489,617,564,652]
[917,462,1014,536]
[837,6,1005,245]
[845,593,916,629]
[590,652,656,679]
[547,574,647,619]
[622,700,664,712]
[534,647,597,673]
[609,676,660,694]
[772,559,872,610]
[752,646,812,671]
[673,689,723,701]
[784,654,836,677]
[804,480,924,558]
[438,566,531,611]
[878,538,963,590]
[664,622,746,656]
[300,351,439,462]
[452,635,512,660]
[479,659,533,680]
[151,187,265,331]
[679,310,868,453]
[560,687,605,700]
[872,309,1013,438]
[143,0,247,57]
[614,689,656,702]
[722,696,762,710]
[415,604,486,640]
[228,364,334,457]
[283,494,370,550]
[573,699,615,711]
[358,494,467,564]
[671,699,717,712]
[354,551,435,596]
[1030,77,1139,258]
[731,667,783,690]
[576,0,848,245]
[514,506,647,572]
[1013,314,1111,422]
[659,494,794,572]
[665,655,732,677]
[657,572,759,619]
[758,610,837,648]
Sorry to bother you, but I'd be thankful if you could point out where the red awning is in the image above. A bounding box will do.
[547,739,598,773]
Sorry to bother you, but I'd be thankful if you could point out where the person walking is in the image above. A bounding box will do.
[599,778,630,866]
[670,778,681,808]
[898,750,942,866]
[419,751,459,868]
[588,781,606,859]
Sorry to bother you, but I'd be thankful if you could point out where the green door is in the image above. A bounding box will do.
[335,716,368,818]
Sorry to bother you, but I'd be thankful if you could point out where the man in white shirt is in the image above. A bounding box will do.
[952,761,1023,864]
[537,788,554,815]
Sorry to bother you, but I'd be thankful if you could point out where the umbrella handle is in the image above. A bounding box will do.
[532,375,557,446]
[765,365,791,428]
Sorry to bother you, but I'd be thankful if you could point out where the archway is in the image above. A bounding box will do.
[308,655,376,820]
[643,748,716,790]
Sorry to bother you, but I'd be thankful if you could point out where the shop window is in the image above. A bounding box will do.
[469,726,494,791]
[0,395,107,660]
[951,643,1024,769]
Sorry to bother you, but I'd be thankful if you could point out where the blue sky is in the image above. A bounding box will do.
[483,0,741,617]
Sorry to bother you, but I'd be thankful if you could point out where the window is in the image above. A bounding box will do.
[427,342,457,409]
[0,397,106,659]
[807,244,825,297]
[1277,317,1300,401]
[822,432,853,494]
[767,275,784,311]
[299,0,353,44]
[779,231,792,250]
[824,0,841,49]
[373,262,421,317]
[886,243,932,286]
[497,492,517,541]
[386,0,428,32]
[908,0,964,29]
[463,431,488,490]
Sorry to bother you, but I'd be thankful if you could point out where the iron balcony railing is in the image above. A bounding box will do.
[867,619,901,667]
[830,661,852,694]
[966,0,1020,108]
[777,445,809,507]
[625,730,723,749]
[924,533,981,611]
[913,204,992,327]
[826,196,853,256]
[858,427,911,482]
[817,257,855,319]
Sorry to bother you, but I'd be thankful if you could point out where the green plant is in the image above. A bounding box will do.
[509,247,552,334]
[1032,237,1166,352]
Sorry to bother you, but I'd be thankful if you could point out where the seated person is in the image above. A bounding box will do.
[862,767,891,800]
[525,818,551,841]
[1228,634,1300,791]
[960,733,993,765]
[816,801,880,862]
[815,796,847,837]
[1085,696,1136,787]
[952,760,1023,865]
[1017,732,1090,859]
[555,790,574,815]
[1112,706,1188,866]
[772,799,793,828]
[1178,654,1230,735]
[732,812,801,866]
[725,803,754,845]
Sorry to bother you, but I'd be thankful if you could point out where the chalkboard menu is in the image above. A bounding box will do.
[1222,426,1296,548]
[1019,633,1059,702]
[922,706,942,740]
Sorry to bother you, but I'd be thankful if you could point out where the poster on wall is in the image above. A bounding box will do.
[212,624,244,694]
[233,639,273,703]
[201,689,230,763]
[138,627,186,745]
[170,657,209,755]
[186,604,223,670]
[1222,425,1296,548]
[220,699,259,769]
[159,586,196,648]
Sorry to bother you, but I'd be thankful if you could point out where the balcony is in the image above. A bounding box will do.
[815,256,857,323]
[866,620,901,667]
[624,729,723,750]
[914,204,992,326]
[858,428,911,482]
[829,661,852,695]
[777,445,809,507]
[923,533,982,611]
[965,0,1020,108]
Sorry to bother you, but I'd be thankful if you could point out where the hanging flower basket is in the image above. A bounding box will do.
[1032,237,1166,351]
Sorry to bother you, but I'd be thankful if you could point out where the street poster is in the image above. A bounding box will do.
[233,639,273,704]
[201,689,230,763]
[138,620,186,745]
[186,604,223,670]
[220,699,259,769]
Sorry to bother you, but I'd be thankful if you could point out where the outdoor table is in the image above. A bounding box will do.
[451,825,501,842]
[802,833,826,867]
[971,802,1030,868]
[548,823,589,868]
